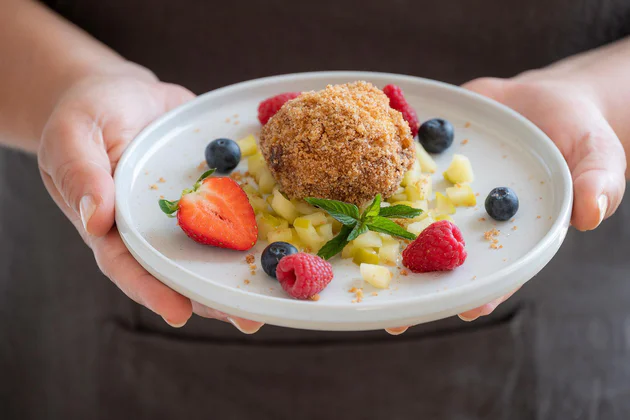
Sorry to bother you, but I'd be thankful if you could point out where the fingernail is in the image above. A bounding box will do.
[458,314,478,322]
[162,317,187,328]
[80,195,97,232]
[597,194,608,226]
[385,327,409,336]
[227,317,263,334]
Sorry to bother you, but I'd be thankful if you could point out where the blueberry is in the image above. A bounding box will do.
[485,187,519,221]
[261,242,298,278]
[417,118,454,153]
[205,138,241,174]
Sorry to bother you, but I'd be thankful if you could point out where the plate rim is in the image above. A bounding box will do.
[114,71,573,330]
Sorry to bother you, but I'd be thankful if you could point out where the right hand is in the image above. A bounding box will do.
[38,73,263,333]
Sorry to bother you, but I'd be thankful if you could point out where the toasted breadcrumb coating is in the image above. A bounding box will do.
[260,81,415,205]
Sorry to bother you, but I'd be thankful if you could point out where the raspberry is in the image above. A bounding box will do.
[383,84,420,137]
[276,253,334,299]
[257,92,301,125]
[402,220,467,273]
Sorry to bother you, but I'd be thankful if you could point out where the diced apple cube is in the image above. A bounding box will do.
[352,231,383,249]
[257,167,276,194]
[237,134,258,157]
[256,213,289,239]
[341,243,357,259]
[316,223,334,241]
[443,154,474,184]
[267,227,293,243]
[271,189,299,223]
[353,248,379,266]
[415,143,437,173]
[407,217,435,235]
[416,174,432,200]
[292,199,318,215]
[293,217,323,249]
[247,153,265,178]
[301,212,328,227]
[248,195,268,213]
[446,184,477,207]
[378,242,400,266]
[241,184,259,196]
[434,214,455,222]
[401,163,422,187]
[435,192,456,215]
[360,264,392,289]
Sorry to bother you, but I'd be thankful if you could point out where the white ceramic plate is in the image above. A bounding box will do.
[115,71,572,331]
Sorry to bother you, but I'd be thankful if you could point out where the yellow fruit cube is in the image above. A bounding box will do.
[301,212,328,227]
[292,199,318,215]
[257,167,276,195]
[434,214,455,222]
[360,263,393,289]
[267,227,293,243]
[435,192,456,215]
[443,154,474,184]
[352,231,383,249]
[353,248,379,265]
[407,217,434,235]
[415,143,437,173]
[271,189,299,223]
[256,213,289,239]
[247,153,265,177]
[446,184,477,207]
[248,195,268,213]
[341,243,357,259]
[236,134,258,157]
[378,242,400,266]
[293,217,323,250]
[316,223,334,241]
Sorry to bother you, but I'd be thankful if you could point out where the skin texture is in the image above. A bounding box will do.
[1,0,629,334]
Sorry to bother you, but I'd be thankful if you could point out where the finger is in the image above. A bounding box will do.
[38,111,116,237]
[192,301,265,334]
[565,122,626,230]
[385,326,409,336]
[91,228,193,326]
[458,288,520,322]
[461,77,508,103]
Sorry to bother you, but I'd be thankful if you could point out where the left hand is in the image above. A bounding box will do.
[387,70,626,334]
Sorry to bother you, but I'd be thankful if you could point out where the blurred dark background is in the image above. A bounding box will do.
[2,0,630,419]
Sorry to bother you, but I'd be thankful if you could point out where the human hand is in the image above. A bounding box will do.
[387,71,626,333]
[38,74,263,333]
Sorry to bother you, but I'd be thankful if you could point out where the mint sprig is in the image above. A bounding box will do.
[306,193,423,260]
[304,197,360,226]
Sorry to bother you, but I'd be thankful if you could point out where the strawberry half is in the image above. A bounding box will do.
[159,170,258,250]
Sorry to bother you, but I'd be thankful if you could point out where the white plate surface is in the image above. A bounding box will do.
[115,71,572,331]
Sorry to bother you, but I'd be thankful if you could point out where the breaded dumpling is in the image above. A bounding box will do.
[259,81,415,205]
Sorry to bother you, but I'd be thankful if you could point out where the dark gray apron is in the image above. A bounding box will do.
[2,1,630,418]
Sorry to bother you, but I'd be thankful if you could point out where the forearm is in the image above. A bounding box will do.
[0,0,155,153]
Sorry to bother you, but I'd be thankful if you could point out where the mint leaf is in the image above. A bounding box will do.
[305,197,360,226]
[366,216,417,240]
[379,205,423,219]
[362,194,382,220]
[347,222,368,241]
[159,199,179,217]
[317,225,353,260]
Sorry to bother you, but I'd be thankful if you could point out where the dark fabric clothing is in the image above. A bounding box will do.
[2,1,630,419]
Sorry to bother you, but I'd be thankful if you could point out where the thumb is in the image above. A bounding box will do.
[38,82,196,237]
[38,111,117,237]
[565,120,626,230]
